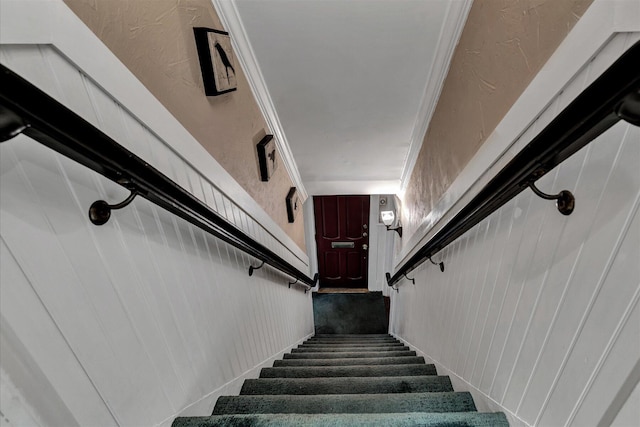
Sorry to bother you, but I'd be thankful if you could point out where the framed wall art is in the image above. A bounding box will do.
[193,27,238,95]
[286,187,301,223]
[257,134,278,181]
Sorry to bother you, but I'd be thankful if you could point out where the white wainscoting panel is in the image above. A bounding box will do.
[0,45,314,427]
[390,34,640,427]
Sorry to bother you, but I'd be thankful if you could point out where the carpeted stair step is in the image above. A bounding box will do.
[292,346,410,353]
[300,342,404,347]
[297,345,406,350]
[213,391,474,414]
[260,364,437,378]
[173,412,510,427]
[307,336,397,340]
[303,342,400,347]
[302,340,400,344]
[274,356,427,367]
[284,350,416,359]
[240,375,453,395]
[305,338,398,343]
[313,334,392,338]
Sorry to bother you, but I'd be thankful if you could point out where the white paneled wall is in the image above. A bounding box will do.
[391,34,640,426]
[0,45,313,427]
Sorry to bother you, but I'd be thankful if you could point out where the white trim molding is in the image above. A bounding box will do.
[391,334,529,427]
[399,0,473,191]
[212,0,308,202]
[396,0,640,269]
[0,0,309,267]
[158,331,314,426]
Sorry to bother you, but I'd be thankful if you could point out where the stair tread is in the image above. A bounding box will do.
[174,412,509,427]
[240,375,453,395]
[308,335,397,341]
[172,317,510,424]
[260,364,437,378]
[304,342,400,346]
[284,350,416,359]
[274,356,426,367]
[292,346,409,352]
[213,392,474,414]
[305,339,399,343]
[301,342,403,347]
[313,334,392,338]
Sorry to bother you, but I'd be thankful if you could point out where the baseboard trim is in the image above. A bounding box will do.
[157,332,314,427]
[392,333,530,427]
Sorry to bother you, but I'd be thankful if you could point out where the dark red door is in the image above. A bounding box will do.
[314,195,370,288]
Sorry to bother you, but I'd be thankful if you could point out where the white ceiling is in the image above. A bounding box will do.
[228,0,470,196]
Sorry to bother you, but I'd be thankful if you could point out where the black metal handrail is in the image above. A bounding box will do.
[0,64,317,290]
[387,40,640,287]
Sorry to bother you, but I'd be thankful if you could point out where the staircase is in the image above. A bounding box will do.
[173,334,509,426]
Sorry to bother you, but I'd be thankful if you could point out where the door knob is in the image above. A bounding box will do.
[362,244,368,251]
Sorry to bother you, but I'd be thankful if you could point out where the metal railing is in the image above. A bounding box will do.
[0,64,317,290]
[387,40,640,288]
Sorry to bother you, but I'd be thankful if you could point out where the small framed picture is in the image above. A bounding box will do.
[257,135,278,181]
[286,187,301,223]
[193,27,237,95]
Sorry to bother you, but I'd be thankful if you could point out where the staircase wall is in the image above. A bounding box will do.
[391,18,640,427]
[62,0,308,250]
[0,4,313,426]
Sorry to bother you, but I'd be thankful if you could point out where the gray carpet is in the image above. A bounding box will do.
[259,364,437,378]
[283,350,416,359]
[173,333,510,425]
[291,345,410,352]
[313,292,389,334]
[173,412,510,427]
[299,342,406,347]
[213,392,475,414]
[273,355,427,366]
[240,375,454,395]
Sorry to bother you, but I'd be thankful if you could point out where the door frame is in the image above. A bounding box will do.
[313,195,370,288]
[304,195,395,292]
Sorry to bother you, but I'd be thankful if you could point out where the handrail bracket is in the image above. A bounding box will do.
[428,257,445,272]
[0,105,30,142]
[528,181,575,216]
[89,191,138,225]
[616,90,640,126]
[248,261,265,276]
[403,274,416,285]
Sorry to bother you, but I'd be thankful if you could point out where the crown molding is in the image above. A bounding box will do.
[305,180,401,197]
[212,0,308,202]
[399,0,473,191]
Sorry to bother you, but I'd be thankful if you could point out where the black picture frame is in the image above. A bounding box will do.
[257,134,277,181]
[193,27,238,96]
[286,187,300,223]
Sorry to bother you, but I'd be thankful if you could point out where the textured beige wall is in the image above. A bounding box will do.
[63,0,306,251]
[402,0,593,238]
